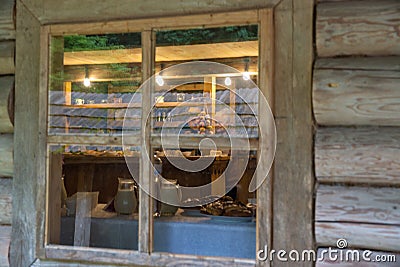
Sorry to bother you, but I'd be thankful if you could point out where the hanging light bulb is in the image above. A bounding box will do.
[83,77,91,87]
[83,66,91,87]
[224,77,232,86]
[243,58,250,80]
[156,63,165,86]
[155,75,164,86]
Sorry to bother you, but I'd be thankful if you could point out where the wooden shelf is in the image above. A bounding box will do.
[62,103,140,109]
[154,102,205,108]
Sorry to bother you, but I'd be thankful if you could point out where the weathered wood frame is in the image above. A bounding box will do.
[12,0,313,266]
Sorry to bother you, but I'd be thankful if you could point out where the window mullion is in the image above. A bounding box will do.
[138,29,155,253]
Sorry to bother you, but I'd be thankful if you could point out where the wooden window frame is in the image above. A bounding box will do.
[12,1,313,266]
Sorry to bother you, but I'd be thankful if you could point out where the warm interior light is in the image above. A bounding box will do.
[242,72,251,81]
[224,77,232,86]
[243,58,250,80]
[156,75,164,86]
[83,77,91,87]
[83,66,91,87]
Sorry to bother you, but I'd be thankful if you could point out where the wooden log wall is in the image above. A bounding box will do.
[317,0,400,57]
[314,0,400,265]
[0,0,15,266]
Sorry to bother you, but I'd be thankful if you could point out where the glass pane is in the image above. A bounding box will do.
[47,32,143,250]
[150,25,258,259]
[47,145,141,250]
[48,33,142,136]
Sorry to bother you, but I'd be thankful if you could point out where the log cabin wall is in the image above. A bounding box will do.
[0,0,15,265]
[1,0,399,265]
[314,0,400,265]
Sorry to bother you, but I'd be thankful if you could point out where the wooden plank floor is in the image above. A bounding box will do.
[0,225,10,267]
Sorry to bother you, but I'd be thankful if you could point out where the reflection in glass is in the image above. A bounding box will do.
[149,25,259,259]
[48,145,141,250]
[48,33,142,135]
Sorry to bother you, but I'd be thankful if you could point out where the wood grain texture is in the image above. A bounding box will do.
[272,1,314,267]
[316,185,400,225]
[313,57,400,126]
[0,0,14,40]
[0,76,14,133]
[257,8,273,267]
[48,153,62,244]
[24,0,279,24]
[0,178,12,224]
[64,41,258,65]
[10,2,45,266]
[63,57,258,82]
[0,225,11,267]
[45,245,255,267]
[0,41,14,74]
[317,0,400,57]
[315,57,400,71]
[73,193,93,247]
[0,134,13,177]
[49,9,259,36]
[315,222,400,251]
[316,248,399,267]
[138,30,154,253]
[315,127,400,185]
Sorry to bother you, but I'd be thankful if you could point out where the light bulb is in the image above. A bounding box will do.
[83,77,91,87]
[156,75,164,86]
[243,72,250,81]
[224,77,232,86]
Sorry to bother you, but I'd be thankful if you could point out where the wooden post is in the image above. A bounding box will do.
[10,2,44,266]
[139,30,155,253]
[272,1,314,266]
[257,8,274,267]
[48,153,63,244]
[73,192,93,247]
[64,81,71,133]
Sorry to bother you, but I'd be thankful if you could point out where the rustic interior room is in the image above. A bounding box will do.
[0,0,399,266]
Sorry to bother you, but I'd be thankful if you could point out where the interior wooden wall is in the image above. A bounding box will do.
[314,0,400,266]
[0,0,15,265]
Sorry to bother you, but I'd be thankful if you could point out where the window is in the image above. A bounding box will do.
[46,19,273,259]
[12,3,318,265]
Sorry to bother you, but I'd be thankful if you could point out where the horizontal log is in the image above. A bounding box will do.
[315,127,400,185]
[316,248,399,267]
[315,57,400,71]
[0,134,13,177]
[0,41,14,75]
[313,57,400,126]
[0,76,13,133]
[316,185,400,225]
[317,0,400,57]
[0,0,15,40]
[0,225,10,267]
[0,178,12,224]
[316,222,400,251]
